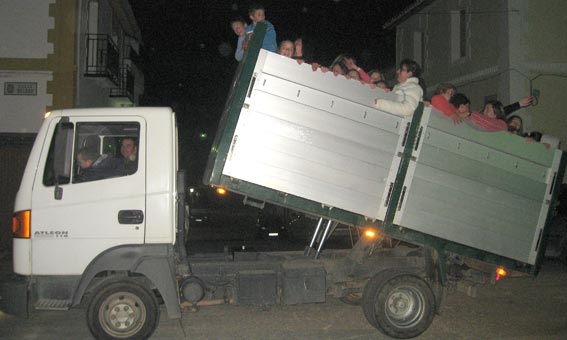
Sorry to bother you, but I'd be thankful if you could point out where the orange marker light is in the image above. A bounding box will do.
[216,187,227,195]
[495,267,507,281]
[364,229,377,239]
[12,210,31,239]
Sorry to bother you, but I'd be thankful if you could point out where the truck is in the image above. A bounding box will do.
[1,23,565,340]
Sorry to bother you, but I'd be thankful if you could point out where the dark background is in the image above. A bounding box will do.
[128,0,414,185]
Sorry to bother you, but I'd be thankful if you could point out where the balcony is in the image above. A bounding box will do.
[85,34,120,86]
[110,64,135,105]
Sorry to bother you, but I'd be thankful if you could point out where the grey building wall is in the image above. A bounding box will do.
[395,0,567,149]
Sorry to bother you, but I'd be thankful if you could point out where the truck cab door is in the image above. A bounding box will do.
[30,116,147,275]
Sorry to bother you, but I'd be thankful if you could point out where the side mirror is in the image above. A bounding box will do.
[52,119,72,200]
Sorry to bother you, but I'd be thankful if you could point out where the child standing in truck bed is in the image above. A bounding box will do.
[244,3,277,53]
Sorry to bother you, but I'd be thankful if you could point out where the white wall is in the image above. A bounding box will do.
[0,71,53,133]
[0,0,54,59]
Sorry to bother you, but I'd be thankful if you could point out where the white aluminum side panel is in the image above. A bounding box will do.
[395,110,559,264]
[257,51,398,108]
[223,51,405,220]
[527,149,564,263]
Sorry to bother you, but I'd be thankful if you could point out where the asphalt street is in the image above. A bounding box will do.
[1,254,566,340]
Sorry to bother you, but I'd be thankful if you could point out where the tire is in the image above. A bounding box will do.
[362,271,435,339]
[87,279,160,340]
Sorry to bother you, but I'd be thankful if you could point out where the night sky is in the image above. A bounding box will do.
[128,0,415,184]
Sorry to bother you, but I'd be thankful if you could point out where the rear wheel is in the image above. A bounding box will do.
[87,280,160,340]
[362,271,435,339]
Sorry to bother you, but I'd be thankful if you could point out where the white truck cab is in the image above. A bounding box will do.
[7,107,182,339]
[14,107,178,274]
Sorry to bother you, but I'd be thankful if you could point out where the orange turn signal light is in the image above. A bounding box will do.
[12,210,31,239]
[216,187,227,195]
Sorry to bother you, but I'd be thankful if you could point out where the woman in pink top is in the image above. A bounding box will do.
[449,94,507,131]
[430,83,463,123]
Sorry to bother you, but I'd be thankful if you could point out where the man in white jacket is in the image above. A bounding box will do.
[374,59,423,116]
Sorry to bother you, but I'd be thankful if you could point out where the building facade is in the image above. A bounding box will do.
[388,0,567,147]
[0,0,144,250]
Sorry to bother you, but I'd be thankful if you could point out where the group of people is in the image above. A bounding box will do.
[230,4,312,71]
[428,82,555,148]
[75,137,138,183]
[230,4,550,146]
[230,5,387,87]
[230,4,278,61]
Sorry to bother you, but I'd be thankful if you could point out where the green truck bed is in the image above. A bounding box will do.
[204,23,566,274]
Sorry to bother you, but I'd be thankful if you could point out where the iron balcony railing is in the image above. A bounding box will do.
[85,34,120,85]
[110,64,135,101]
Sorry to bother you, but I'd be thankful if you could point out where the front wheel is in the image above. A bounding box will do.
[87,280,160,340]
[362,271,435,339]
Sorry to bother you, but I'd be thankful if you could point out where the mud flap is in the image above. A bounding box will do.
[0,274,30,318]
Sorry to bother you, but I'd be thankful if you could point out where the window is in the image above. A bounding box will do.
[43,122,74,186]
[413,31,425,70]
[111,11,123,45]
[41,121,140,185]
[87,1,99,34]
[459,10,466,58]
[72,122,140,183]
[450,9,468,62]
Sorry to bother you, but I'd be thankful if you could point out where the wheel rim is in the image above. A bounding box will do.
[99,291,147,338]
[382,285,425,329]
